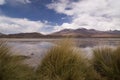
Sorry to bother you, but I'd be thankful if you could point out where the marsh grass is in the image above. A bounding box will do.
[93,46,120,80]
[1,39,120,80]
[36,39,103,80]
[0,41,35,80]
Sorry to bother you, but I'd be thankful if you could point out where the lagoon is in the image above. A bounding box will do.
[1,38,120,67]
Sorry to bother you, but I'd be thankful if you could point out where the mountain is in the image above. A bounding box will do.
[0,33,6,36]
[0,28,120,38]
[0,32,44,38]
[0,33,4,35]
[51,28,120,38]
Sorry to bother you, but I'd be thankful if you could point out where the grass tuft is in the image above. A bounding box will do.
[0,41,35,80]
[2,39,120,80]
[92,46,120,80]
[36,39,102,80]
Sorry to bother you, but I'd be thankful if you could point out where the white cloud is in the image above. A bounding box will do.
[47,0,120,31]
[0,0,120,34]
[0,0,31,6]
[15,0,31,4]
[0,16,47,34]
[4,0,31,6]
[0,0,5,5]
[0,0,31,5]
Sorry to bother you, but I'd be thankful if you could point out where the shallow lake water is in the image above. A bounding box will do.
[1,38,120,67]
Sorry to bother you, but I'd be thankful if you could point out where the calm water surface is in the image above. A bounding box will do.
[1,38,120,67]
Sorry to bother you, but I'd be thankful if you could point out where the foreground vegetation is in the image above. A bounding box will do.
[93,47,120,80]
[0,42,35,80]
[0,40,120,80]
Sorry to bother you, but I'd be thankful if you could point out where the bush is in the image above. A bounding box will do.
[0,41,34,80]
[36,40,102,80]
[93,47,120,80]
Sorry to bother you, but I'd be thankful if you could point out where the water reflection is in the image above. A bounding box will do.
[8,42,54,67]
[75,38,120,47]
[5,38,120,67]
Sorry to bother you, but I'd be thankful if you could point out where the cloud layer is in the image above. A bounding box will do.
[0,0,120,34]
[0,0,5,5]
[0,0,48,34]
[0,16,47,34]
[0,0,31,5]
[47,0,120,31]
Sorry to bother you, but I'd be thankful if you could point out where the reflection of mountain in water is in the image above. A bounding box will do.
[74,38,120,48]
[8,42,54,67]
[6,38,120,67]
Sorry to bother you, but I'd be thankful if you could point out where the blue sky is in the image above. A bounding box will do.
[0,0,120,34]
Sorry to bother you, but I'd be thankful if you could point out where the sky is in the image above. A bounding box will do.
[0,0,120,34]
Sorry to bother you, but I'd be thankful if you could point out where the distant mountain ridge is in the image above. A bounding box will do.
[0,32,44,38]
[0,28,120,38]
[0,33,3,35]
[52,28,120,38]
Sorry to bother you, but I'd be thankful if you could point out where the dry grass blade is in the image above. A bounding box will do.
[92,46,120,80]
[0,41,35,80]
[36,39,103,80]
